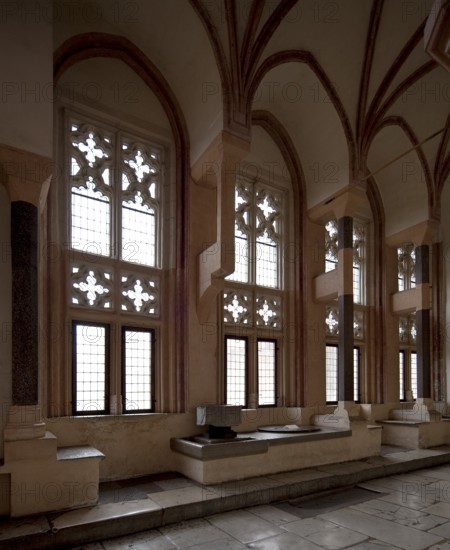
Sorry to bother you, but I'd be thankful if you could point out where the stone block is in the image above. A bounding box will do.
[196,405,241,427]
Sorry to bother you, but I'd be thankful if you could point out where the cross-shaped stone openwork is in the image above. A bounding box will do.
[74,271,109,306]
[326,310,339,334]
[125,150,150,182]
[257,299,275,325]
[75,133,106,167]
[353,319,362,338]
[225,294,247,322]
[123,279,152,312]
[236,188,247,208]
[257,196,276,219]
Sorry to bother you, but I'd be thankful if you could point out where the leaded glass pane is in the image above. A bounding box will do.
[258,340,276,406]
[225,337,247,407]
[123,329,153,412]
[73,323,108,414]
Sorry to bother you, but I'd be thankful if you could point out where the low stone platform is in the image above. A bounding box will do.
[378,419,450,449]
[171,423,380,484]
[171,426,351,461]
[2,445,450,549]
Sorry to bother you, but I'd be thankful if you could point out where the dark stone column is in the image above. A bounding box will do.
[11,201,38,405]
[415,244,431,399]
[338,216,354,401]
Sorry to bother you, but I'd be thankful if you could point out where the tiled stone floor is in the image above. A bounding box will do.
[68,457,450,549]
[3,445,450,549]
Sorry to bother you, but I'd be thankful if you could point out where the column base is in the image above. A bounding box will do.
[3,405,46,441]
[335,400,361,420]
[389,398,442,422]
[314,401,362,429]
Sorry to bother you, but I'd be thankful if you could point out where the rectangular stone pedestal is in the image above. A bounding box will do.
[378,420,450,449]
[171,423,381,484]
[0,431,104,517]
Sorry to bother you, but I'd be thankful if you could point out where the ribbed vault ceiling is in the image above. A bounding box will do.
[55,0,450,232]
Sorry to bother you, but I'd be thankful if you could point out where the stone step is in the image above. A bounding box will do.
[3,441,105,518]
[56,445,105,462]
[1,446,450,550]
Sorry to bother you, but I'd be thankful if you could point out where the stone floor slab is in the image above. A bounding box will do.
[423,502,450,519]
[428,542,450,550]
[320,507,444,550]
[281,516,345,537]
[188,538,247,550]
[161,518,230,547]
[208,510,284,544]
[378,489,440,511]
[68,544,103,550]
[428,521,450,539]
[247,531,323,550]
[102,530,175,550]
[245,504,300,525]
[306,524,368,550]
[415,467,450,481]
[349,541,400,549]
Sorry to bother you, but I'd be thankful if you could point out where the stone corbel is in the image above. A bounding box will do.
[309,184,367,300]
[385,219,440,249]
[387,219,440,315]
[308,183,367,224]
[313,269,338,302]
[0,143,52,208]
[193,131,250,323]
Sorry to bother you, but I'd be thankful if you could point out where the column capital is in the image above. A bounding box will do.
[386,219,440,248]
[194,131,251,322]
[0,143,52,210]
[191,130,251,188]
[308,184,367,223]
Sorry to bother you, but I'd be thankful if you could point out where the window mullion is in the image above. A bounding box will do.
[112,132,123,413]
[249,186,256,405]
[247,336,257,409]
[250,186,256,286]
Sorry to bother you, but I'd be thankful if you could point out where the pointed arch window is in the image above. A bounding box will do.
[324,218,368,402]
[64,112,165,415]
[223,178,285,408]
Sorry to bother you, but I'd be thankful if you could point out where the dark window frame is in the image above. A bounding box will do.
[72,320,111,416]
[122,326,156,414]
[224,336,249,408]
[256,338,278,407]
